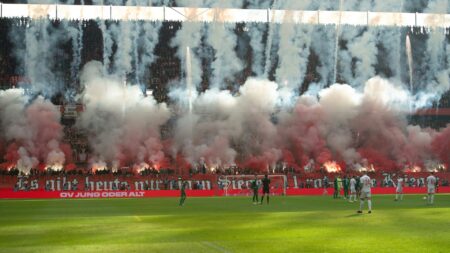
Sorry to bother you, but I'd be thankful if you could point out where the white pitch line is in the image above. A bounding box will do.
[200,241,231,253]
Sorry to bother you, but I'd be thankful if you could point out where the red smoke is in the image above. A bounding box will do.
[4,142,20,166]
[2,78,448,175]
[278,103,333,171]
[25,99,65,162]
[1,96,70,172]
[432,124,450,169]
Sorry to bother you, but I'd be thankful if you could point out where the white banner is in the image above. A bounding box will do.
[1,3,450,27]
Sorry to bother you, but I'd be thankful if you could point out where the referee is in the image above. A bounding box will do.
[260,174,271,205]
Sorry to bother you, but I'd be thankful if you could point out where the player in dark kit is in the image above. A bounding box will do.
[251,175,259,204]
[355,176,361,197]
[260,174,271,205]
[179,178,187,206]
[343,175,350,200]
[333,176,340,199]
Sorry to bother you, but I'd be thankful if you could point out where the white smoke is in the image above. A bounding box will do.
[413,0,450,108]
[136,20,162,85]
[310,25,336,85]
[8,19,70,95]
[64,20,84,86]
[247,1,271,76]
[112,20,134,78]
[274,1,312,90]
[46,139,66,169]
[248,22,268,77]
[0,90,30,143]
[172,78,281,169]
[77,61,170,168]
[17,147,38,175]
[171,21,204,88]
[207,22,244,87]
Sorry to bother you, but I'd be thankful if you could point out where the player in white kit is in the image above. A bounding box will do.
[394,176,404,201]
[358,174,372,214]
[426,172,437,205]
[349,176,357,202]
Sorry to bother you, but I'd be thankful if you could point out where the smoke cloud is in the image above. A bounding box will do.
[77,61,170,169]
[1,0,450,174]
[0,90,69,173]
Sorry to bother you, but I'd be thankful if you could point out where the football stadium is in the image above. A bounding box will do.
[0,0,450,252]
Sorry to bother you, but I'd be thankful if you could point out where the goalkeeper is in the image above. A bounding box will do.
[251,175,259,204]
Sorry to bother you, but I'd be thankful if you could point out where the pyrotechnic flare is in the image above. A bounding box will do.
[0,90,69,174]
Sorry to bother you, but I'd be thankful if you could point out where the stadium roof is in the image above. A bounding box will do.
[1,3,450,28]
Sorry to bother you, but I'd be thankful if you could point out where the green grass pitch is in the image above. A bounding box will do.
[0,194,449,253]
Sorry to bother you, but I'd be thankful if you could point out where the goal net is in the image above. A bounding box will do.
[221,174,287,197]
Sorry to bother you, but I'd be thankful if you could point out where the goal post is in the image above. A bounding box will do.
[221,174,287,197]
